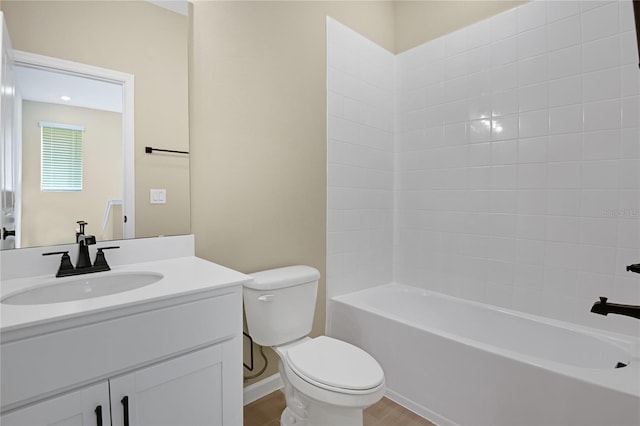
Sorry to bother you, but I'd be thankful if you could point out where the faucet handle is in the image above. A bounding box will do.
[599,297,608,304]
[42,251,75,276]
[93,246,120,269]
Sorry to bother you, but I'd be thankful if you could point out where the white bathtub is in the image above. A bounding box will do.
[330,283,640,426]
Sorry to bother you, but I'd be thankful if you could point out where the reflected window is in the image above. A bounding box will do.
[40,121,84,192]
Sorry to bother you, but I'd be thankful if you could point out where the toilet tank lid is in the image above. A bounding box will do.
[246,265,320,290]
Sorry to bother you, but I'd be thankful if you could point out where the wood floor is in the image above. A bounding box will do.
[244,390,435,426]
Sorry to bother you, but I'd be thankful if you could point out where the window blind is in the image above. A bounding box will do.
[40,122,85,192]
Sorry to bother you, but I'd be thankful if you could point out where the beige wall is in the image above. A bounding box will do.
[395,0,526,53]
[21,101,122,247]
[1,0,190,240]
[189,0,395,385]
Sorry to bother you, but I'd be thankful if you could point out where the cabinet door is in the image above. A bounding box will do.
[0,381,110,426]
[109,345,224,426]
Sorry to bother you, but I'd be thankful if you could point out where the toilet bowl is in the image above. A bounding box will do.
[243,266,385,426]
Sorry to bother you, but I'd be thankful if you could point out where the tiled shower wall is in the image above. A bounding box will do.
[328,1,639,336]
[326,18,395,301]
[395,0,639,335]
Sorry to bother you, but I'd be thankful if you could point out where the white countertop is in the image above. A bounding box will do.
[1,256,252,338]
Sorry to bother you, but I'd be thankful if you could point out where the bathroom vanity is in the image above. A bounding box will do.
[0,235,250,426]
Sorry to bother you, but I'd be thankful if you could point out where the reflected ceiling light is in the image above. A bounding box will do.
[60,95,71,101]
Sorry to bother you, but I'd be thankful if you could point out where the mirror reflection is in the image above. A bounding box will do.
[0,0,191,250]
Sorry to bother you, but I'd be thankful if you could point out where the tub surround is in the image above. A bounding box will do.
[327,1,640,336]
[1,235,251,424]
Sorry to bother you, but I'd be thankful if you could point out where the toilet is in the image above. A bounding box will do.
[244,265,385,426]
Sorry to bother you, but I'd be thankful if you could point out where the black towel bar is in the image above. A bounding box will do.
[145,146,189,155]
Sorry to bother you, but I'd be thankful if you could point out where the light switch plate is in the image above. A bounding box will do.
[150,189,166,204]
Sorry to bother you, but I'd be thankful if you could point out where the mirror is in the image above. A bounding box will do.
[0,0,190,250]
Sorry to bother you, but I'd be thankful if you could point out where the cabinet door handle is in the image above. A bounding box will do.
[121,396,130,426]
[95,405,103,426]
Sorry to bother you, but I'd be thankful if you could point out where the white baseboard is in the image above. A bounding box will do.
[384,387,454,426]
[243,373,283,406]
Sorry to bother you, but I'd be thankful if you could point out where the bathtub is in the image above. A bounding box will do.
[330,283,640,426]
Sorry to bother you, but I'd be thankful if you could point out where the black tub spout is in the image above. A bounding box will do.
[591,297,640,320]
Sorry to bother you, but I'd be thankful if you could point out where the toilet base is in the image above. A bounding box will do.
[279,390,364,426]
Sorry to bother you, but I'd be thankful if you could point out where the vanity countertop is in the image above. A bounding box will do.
[1,256,252,339]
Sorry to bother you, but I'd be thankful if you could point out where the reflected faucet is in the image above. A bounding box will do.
[75,220,96,269]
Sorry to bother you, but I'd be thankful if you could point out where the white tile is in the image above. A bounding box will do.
[491,115,519,141]
[581,189,619,217]
[622,128,640,158]
[468,119,491,143]
[468,95,492,120]
[444,75,468,102]
[519,109,549,138]
[516,214,547,239]
[467,70,492,98]
[489,190,518,214]
[444,52,468,78]
[491,36,519,67]
[547,0,581,22]
[578,244,617,275]
[467,18,492,49]
[491,8,518,41]
[547,189,581,216]
[618,159,640,188]
[489,166,518,189]
[518,163,547,188]
[518,54,548,86]
[518,136,548,164]
[548,45,582,79]
[581,1,619,43]
[517,189,548,214]
[547,162,581,188]
[514,264,545,291]
[468,142,492,166]
[519,82,549,112]
[444,28,468,56]
[583,36,620,72]
[518,26,547,60]
[488,213,517,237]
[580,217,619,247]
[546,215,581,243]
[582,160,621,189]
[548,14,581,51]
[544,241,580,268]
[620,0,636,32]
[517,0,547,32]
[442,100,468,124]
[583,130,621,160]
[617,190,639,218]
[491,63,519,92]
[584,99,622,132]
[491,140,518,164]
[617,218,640,248]
[549,104,583,135]
[549,75,582,107]
[467,45,491,73]
[444,122,467,146]
[621,64,640,96]
[622,96,639,128]
[486,236,517,262]
[620,30,640,66]
[548,133,583,162]
[583,68,621,103]
[492,88,518,117]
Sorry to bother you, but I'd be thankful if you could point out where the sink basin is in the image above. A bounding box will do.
[1,272,164,305]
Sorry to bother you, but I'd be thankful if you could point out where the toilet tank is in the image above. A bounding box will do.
[244,265,320,347]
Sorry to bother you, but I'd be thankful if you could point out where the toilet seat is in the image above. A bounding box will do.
[285,336,384,394]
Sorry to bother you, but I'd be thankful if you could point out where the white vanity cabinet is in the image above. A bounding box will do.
[1,286,244,426]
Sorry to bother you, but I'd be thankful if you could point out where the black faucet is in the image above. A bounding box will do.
[590,263,640,320]
[42,221,120,277]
